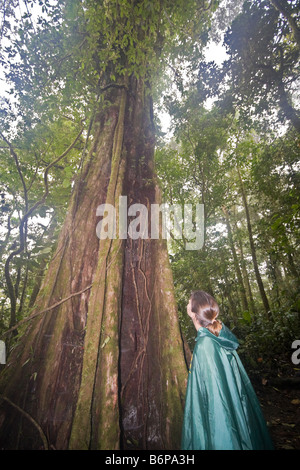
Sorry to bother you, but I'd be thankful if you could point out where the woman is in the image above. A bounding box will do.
[181,290,274,450]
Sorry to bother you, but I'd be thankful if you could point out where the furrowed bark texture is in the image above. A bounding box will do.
[0,77,188,450]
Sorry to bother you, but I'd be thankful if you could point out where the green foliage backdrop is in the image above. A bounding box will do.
[0,0,299,377]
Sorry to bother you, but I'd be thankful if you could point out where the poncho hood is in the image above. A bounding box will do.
[195,323,239,351]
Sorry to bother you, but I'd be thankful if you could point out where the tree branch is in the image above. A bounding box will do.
[269,0,300,49]
[98,82,127,93]
[2,127,84,330]
[1,283,93,337]
[0,133,28,206]
[0,395,49,450]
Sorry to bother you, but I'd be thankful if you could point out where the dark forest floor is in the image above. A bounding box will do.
[257,384,300,450]
[251,366,300,450]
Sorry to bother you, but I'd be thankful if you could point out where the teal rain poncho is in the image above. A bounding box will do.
[181,324,274,450]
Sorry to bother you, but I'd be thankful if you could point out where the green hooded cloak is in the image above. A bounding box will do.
[181,324,274,450]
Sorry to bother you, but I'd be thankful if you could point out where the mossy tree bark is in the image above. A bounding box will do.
[0,76,189,450]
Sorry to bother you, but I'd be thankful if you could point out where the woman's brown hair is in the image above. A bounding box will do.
[190,290,222,336]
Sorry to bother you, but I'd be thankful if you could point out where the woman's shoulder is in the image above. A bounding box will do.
[194,329,219,353]
[195,323,239,352]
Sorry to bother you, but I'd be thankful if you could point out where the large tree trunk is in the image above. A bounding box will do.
[0,77,189,450]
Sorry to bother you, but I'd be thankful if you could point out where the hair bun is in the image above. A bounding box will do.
[190,290,221,336]
[207,319,222,336]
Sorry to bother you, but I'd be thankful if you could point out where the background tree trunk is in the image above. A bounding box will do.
[0,77,188,450]
[222,206,249,312]
[232,217,256,315]
[237,166,271,317]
